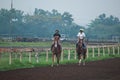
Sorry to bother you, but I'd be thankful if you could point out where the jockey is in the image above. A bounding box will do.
[53,29,61,43]
[76,29,86,49]
[51,30,61,50]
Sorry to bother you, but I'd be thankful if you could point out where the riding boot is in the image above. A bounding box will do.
[82,43,86,49]
[76,43,78,48]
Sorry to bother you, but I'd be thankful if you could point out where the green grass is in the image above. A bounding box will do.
[0,41,75,47]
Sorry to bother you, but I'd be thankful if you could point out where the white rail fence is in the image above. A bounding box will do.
[0,45,120,64]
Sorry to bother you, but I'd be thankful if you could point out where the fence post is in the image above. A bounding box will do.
[61,49,63,61]
[74,49,77,60]
[86,48,89,58]
[108,46,110,55]
[9,52,12,64]
[92,47,95,58]
[112,46,115,55]
[68,49,70,60]
[35,52,39,63]
[103,46,105,56]
[118,46,119,55]
[20,52,22,62]
[29,52,32,63]
[46,49,48,62]
[98,46,100,56]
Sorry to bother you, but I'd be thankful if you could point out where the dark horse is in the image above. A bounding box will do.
[51,36,62,67]
[76,39,87,65]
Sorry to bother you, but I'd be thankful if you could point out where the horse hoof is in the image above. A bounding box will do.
[83,63,85,66]
[78,63,81,66]
[51,64,54,67]
[57,64,59,66]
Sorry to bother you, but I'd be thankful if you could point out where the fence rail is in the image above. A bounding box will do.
[0,44,120,64]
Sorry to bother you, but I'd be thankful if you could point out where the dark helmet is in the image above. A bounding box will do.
[55,29,59,33]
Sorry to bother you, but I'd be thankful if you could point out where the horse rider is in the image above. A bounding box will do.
[76,29,86,49]
[51,30,61,50]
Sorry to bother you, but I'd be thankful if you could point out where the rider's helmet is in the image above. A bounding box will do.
[80,29,84,32]
[55,29,59,33]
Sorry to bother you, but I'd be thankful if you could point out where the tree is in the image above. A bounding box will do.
[87,13,120,39]
[62,12,73,26]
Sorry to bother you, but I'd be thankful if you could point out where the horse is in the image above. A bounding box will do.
[76,39,87,65]
[51,36,62,67]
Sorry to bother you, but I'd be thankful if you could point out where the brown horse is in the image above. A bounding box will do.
[51,36,62,67]
[76,39,87,65]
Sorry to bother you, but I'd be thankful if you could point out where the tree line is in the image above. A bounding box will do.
[0,8,120,40]
[86,13,120,40]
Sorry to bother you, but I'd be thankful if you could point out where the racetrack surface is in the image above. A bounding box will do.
[0,58,120,80]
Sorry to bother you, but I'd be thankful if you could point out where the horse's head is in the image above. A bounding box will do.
[78,39,83,48]
[54,36,59,41]
[52,42,61,54]
[54,36,59,47]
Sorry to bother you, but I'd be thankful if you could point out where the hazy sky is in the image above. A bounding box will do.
[0,0,120,27]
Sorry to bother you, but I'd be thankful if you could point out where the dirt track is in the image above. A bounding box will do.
[0,58,120,80]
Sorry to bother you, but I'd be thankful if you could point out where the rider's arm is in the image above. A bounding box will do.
[77,32,80,41]
[83,33,86,41]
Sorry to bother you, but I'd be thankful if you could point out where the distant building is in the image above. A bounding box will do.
[60,34,67,41]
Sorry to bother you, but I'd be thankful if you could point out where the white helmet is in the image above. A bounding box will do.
[80,29,84,31]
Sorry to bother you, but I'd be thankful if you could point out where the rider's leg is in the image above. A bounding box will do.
[82,43,86,49]
[76,43,77,48]
[76,41,78,48]
[76,39,79,48]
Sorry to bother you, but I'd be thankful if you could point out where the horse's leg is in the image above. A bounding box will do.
[57,55,59,66]
[79,58,81,65]
[51,54,55,67]
[83,49,87,66]
[53,54,56,63]
[78,54,82,65]
[83,55,85,66]
[56,53,60,66]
